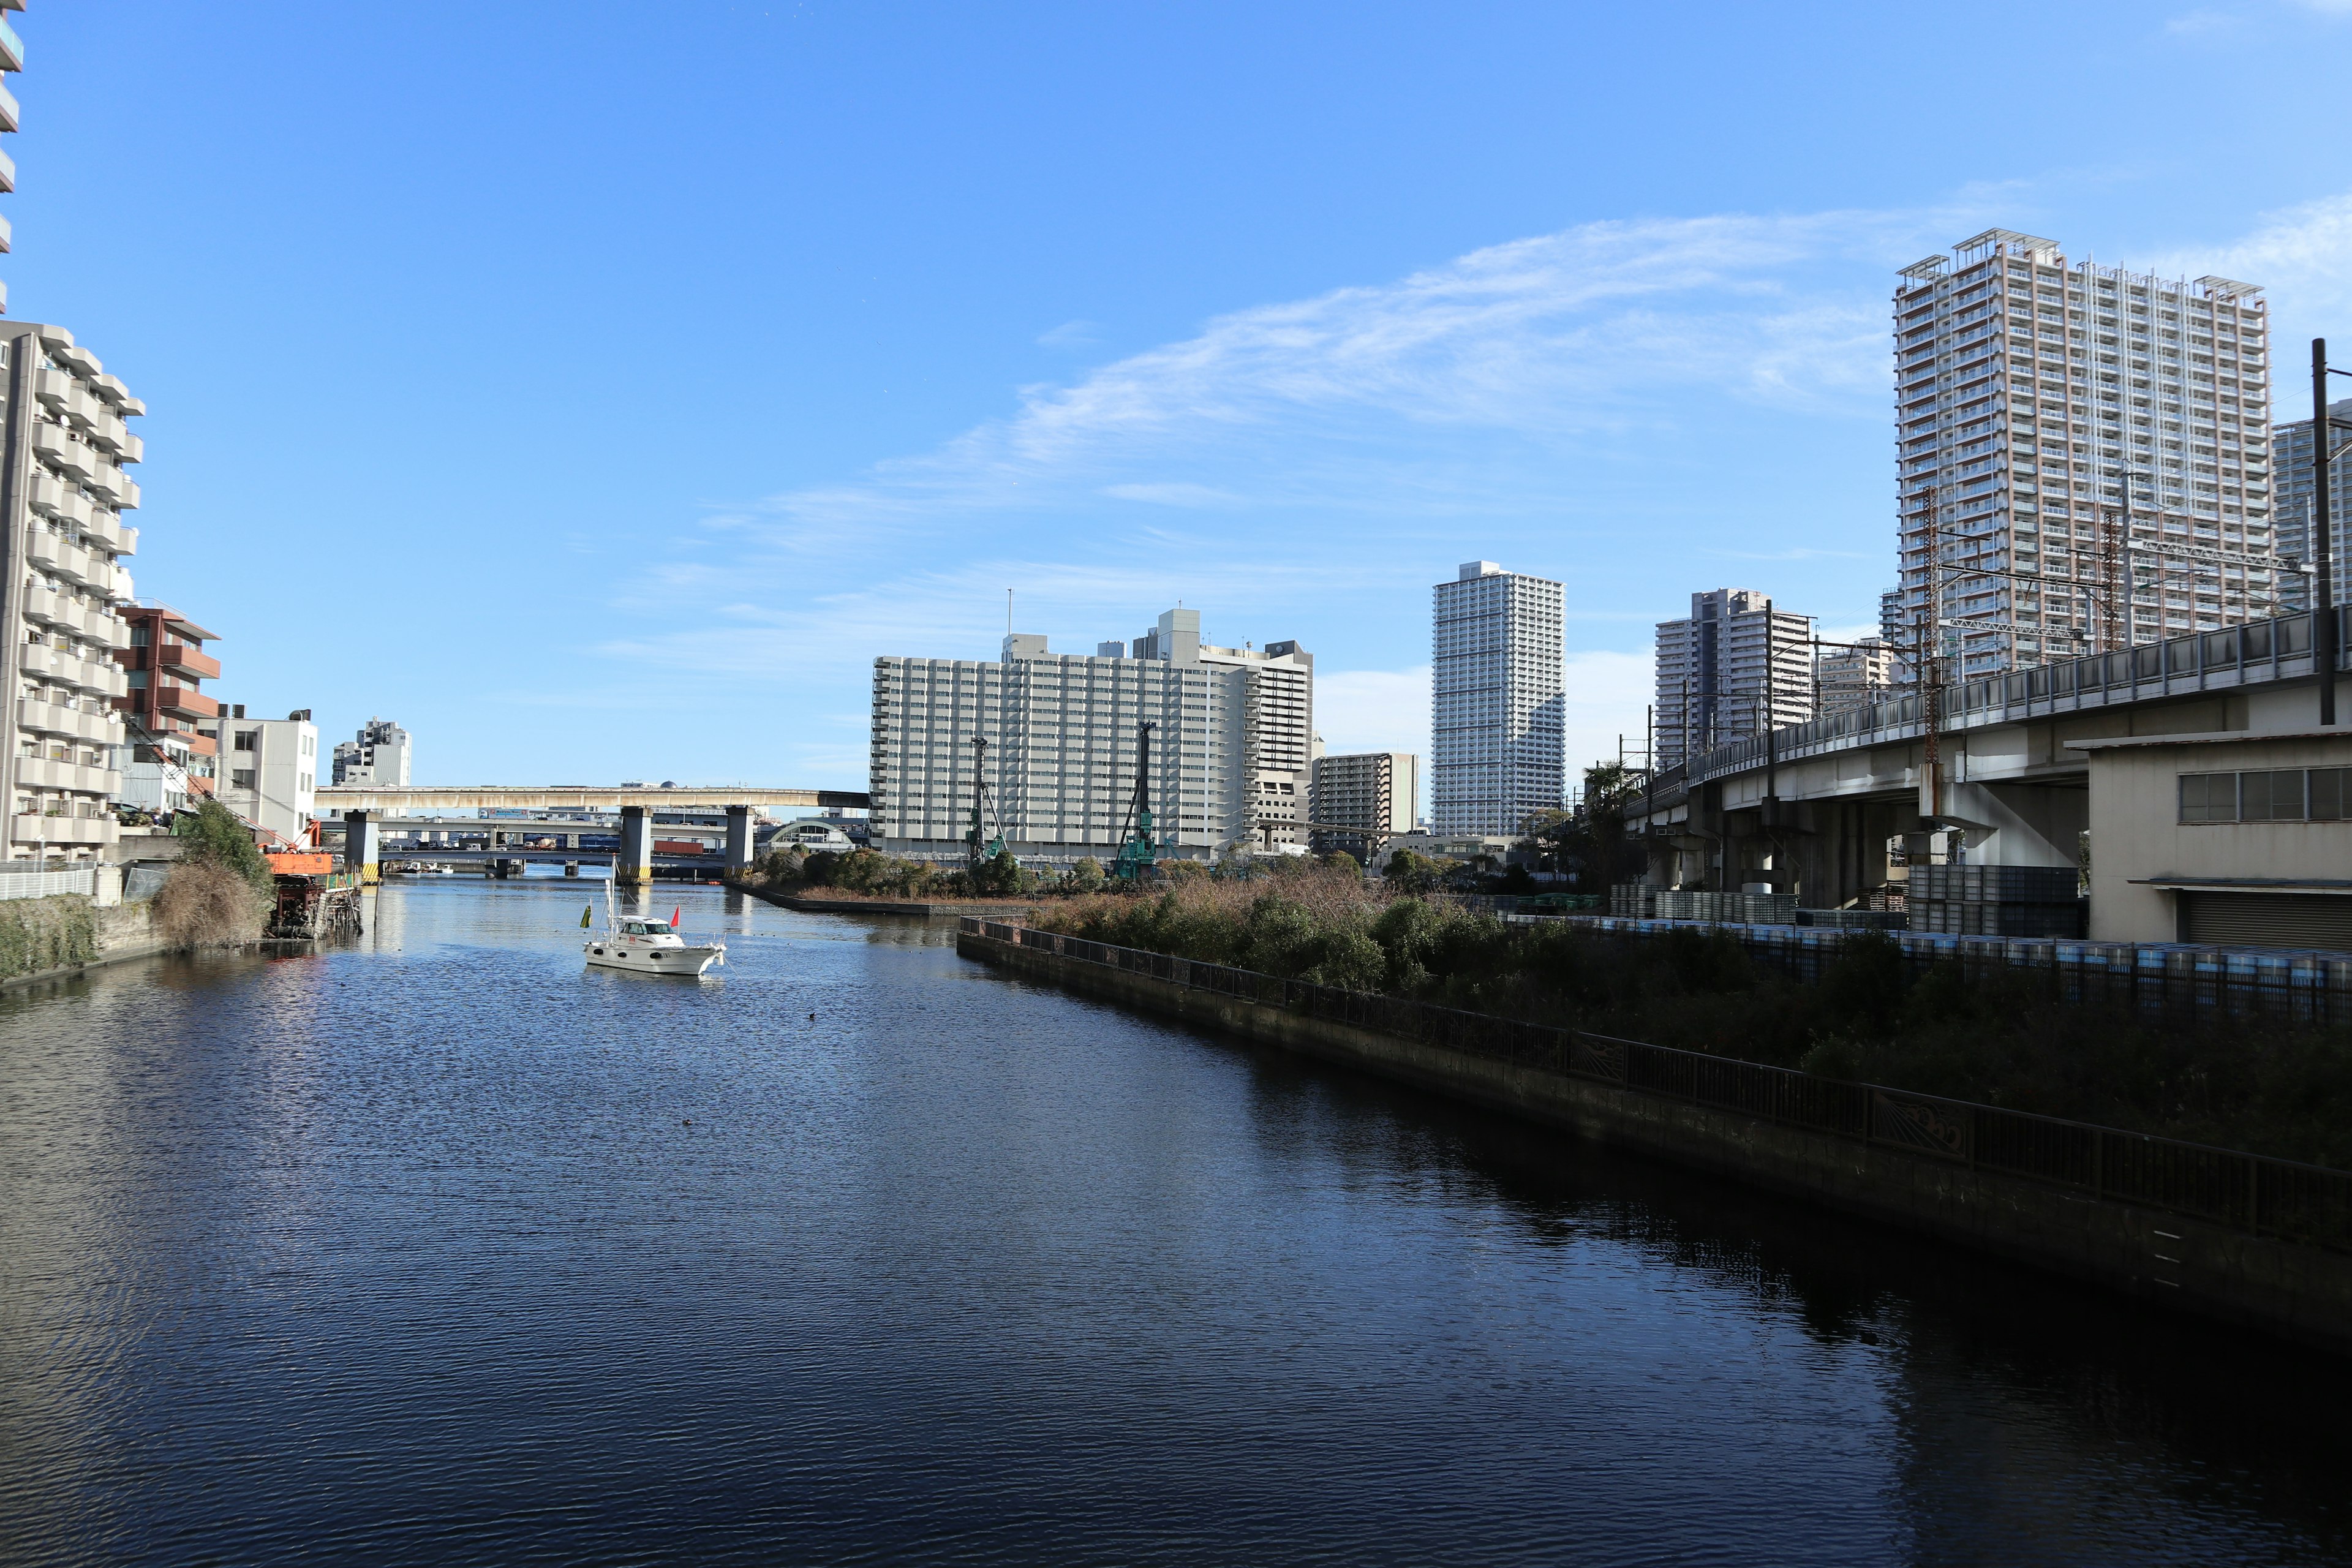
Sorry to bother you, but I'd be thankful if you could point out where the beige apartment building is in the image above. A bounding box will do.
[1,322,144,864]
[1308,751,1419,861]
[1892,231,2276,680]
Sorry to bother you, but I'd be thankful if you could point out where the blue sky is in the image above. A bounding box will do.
[13,1,2352,788]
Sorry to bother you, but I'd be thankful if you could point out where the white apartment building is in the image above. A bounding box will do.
[1654,589,1814,766]
[212,709,317,846]
[869,608,1310,866]
[1813,636,1899,718]
[1308,751,1419,859]
[1193,632,1313,851]
[1432,562,1563,837]
[2271,396,2351,611]
[1892,230,2277,679]
[333,715,413,786]
[1,323,145,864]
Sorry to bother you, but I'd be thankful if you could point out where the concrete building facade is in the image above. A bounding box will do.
[1893,231,2276,680]
[1654,589,1814,767]
[333,715,412,787]
[114,602,219,815]
[1308,750,1419,861]
[870,608,1308,866]
[2271,396,2351,611]
[213,709,318,846]
[0,323,145,863]
[1431,561,1563,837]
[1813,636,1900,719]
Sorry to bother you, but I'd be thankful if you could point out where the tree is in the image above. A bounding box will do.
[1319,850,1361,876]
[1066,856,1106,894]
[175,802,274,897]
[1543,761,1648,893]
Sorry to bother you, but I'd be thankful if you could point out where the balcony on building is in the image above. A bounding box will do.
[0,15,23,75]
[156,683,221,722]
[156,641,221,681]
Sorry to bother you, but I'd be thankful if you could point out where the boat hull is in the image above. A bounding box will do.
[583,941,725,976]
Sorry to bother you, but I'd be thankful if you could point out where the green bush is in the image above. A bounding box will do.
[175,802,274,897]
[0,894,97,979]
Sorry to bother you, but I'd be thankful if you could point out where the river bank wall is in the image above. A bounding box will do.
[1,895,172,991]
[958,921,2352,1357]
[731,882,1041,918]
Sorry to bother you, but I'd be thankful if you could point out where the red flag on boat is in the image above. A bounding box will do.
[670,906,682,928]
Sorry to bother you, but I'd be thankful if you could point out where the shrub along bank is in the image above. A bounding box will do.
[0,894,98,980]
[1035,873,2352,1170]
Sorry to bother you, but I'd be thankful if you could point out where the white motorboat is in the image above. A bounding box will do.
[582,876,725,976]
[585,918,726,976]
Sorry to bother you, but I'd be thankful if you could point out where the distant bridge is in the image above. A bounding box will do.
[320,784,872,883]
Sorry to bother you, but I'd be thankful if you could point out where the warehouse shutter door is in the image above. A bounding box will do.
[2180,892,2352,951]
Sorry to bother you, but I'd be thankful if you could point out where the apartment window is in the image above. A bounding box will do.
[234,730,257,752]
[232,769,257,791]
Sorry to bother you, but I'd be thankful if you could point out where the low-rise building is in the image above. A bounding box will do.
[2081,729,2352,948]
[209,707,318,845]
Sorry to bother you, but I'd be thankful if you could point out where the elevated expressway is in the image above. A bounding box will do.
[1630,608,2350,907]
[317,785,872,884]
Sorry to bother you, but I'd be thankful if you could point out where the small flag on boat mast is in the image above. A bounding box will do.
[669,906,682,929]
[580,905,593,929]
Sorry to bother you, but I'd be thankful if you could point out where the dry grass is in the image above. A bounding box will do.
[153,860,268,949]
[1038,864,1399,935]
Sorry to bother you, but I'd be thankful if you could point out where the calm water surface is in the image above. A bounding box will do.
[1,881,2348,1566]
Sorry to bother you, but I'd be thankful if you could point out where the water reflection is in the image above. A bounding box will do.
[0,880,2343,1567]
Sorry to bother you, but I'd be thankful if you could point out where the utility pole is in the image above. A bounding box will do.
[2316,337,2338,726]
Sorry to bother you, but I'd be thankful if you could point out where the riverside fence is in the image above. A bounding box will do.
[1518,914,2352,1028]
[966,918,2352,1253]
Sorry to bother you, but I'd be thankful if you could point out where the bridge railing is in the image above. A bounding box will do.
[1684,605,2348,786]
[963,918,2352,1251]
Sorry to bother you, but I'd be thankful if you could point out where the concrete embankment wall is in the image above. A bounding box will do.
[731,882,1039,918]
[959,928,2352,1357]
[1,895,170,991]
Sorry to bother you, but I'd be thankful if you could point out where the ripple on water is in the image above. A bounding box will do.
[0,880,2348,1566]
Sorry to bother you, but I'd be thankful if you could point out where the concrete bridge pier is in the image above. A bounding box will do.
[343,810,382,884]
[618,805,653,884]
[725,805,754,875]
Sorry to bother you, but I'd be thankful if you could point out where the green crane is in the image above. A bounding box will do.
[965,733,1007,871]
[1109,720,1158,882]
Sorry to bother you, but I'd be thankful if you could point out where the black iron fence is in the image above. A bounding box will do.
[967,918,2352,1251]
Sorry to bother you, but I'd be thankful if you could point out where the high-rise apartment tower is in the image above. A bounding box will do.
[1893,231,2276,678]
[1431,561,1563,836]
[1653,589,1813,767]
[1,323,144,863]
[2272,397,2352,611]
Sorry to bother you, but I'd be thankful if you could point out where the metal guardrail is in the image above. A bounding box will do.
[965,918,2352,1251]
[1682,606,2352,786]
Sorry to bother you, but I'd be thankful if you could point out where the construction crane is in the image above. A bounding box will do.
[1109,721,1158,882]
[963,733,1007,872]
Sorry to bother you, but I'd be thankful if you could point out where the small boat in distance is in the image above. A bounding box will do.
[583,872,725,976]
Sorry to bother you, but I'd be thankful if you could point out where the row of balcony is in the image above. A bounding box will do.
[31,423,140,509]
[27,472,143,555]
[8,815,121,851]
[151,640,222,680]
[22,646,128,701]
[23,527,128,596]
[12,758,124,799]
[20,582,120,640]
[17,697,122,746]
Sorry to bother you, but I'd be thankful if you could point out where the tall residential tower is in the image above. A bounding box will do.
[1653,589,1813,766]
[1892,231,2276,679]
[1431,561,1562,836]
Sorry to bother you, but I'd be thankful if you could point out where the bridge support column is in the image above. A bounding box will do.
[344,810,381,885]
[618,805,653,884]
[724,805,753,875]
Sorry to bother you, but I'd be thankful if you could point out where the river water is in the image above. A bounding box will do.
[2,880,2348,1566]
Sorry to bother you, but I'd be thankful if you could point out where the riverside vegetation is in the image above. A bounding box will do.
[153,802,271,948]
[1032,864,2352,1170]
